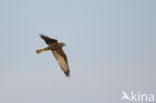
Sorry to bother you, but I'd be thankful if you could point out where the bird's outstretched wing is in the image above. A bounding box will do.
[51,48,70,77]
[40,34,57,44]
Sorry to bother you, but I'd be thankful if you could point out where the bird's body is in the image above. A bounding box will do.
[49,42,65,50]
[36,34,70,77]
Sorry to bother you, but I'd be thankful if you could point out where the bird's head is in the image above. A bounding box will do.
[60,42,65,47]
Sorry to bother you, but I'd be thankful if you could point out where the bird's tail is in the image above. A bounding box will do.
[36,47,50,54]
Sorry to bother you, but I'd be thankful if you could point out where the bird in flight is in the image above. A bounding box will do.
[36,34,70,77]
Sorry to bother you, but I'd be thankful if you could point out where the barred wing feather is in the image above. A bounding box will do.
[51,49,70,77]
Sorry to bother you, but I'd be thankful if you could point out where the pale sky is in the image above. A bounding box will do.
[0,0,156,103]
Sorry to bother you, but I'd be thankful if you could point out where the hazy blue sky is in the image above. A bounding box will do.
[0,0,156,103]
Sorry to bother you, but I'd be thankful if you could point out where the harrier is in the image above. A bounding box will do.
[36,34,70,77]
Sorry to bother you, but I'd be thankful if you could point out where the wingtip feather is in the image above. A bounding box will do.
[64,71,70,77]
